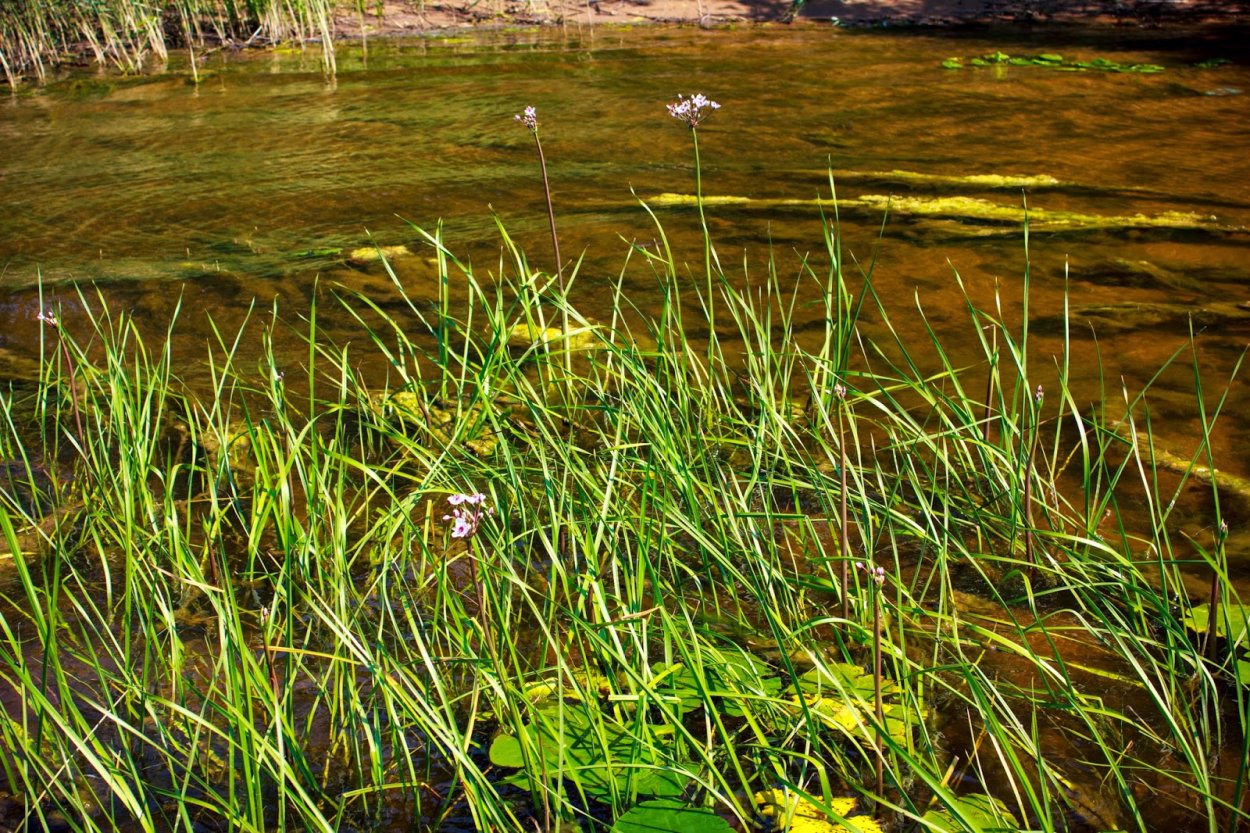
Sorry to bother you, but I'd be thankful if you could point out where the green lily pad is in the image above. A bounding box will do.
[647,648,781,718]
[789,664,919,747]
[1182,603,1250,646]
[490,703,687,800]
[755,789,884,833]
[922,793,1020,832]
[646,662,705,716]
[612,798,734,833]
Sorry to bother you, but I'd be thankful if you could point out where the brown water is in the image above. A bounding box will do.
[2,25,1250,830]
[2,22,1249,554]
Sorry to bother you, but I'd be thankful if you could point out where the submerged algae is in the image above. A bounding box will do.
[827,169,1064,190]
[648,192,1239,235]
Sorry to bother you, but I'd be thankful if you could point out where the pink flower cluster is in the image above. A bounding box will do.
[444,492,492,539]
[514,105,538,132]
[666,93,721,128]
[857,561,886,586]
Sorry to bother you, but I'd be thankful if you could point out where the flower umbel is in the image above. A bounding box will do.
[666,93,720,128]
[857,561,886,586]
[444,492,492,539]
[514,105,538,132]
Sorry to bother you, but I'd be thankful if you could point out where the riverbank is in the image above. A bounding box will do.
[335,0,1250,34]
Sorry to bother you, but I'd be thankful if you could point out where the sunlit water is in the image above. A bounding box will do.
[3,23,1250,830]
[2,23,1249,562]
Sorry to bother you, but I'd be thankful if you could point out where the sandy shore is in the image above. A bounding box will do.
[333,0,1250,36]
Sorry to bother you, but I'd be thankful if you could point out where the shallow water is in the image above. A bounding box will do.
[2,22,1249,562]
[3,26,1250,829]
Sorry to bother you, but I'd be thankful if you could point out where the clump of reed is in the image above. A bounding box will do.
[0,0,336,86]
[0,93,1246,831]
[0,202,1244,831]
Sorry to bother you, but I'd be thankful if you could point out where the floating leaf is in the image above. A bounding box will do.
[612,798,734,833]
[347,243,411,264]
[522,672,616,704]
[755,788,884,833]
[646,662,705,716]
[922,793,1020,832]
[296,247,343,259]
[1182,603,1250,646]
[488,732,527,768]
[489,703,687,800]
[789,664,919,747]
[713,647,783,716]
[797,663,895,699]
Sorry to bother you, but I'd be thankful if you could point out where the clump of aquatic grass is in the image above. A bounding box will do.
[0,195,1246,833]
[0,0,336,86]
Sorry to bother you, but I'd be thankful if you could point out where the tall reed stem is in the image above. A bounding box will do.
[1023,385,1041,583]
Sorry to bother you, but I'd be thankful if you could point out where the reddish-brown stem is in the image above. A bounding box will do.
[532,132,562,284]
[873,582,884,799]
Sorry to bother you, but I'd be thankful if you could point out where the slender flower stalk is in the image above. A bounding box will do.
[982,326,998,444]
[858,560,887,800]
[1024,384,1042,582]
[444,491,494,595]
[836,382,852,621]
[37,308,84,452]
[1206,519,1229,662]
[667,93,721,341]
[515,105,563,284]
[515,105,570,375]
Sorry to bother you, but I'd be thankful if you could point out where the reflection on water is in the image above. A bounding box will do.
[2,23,1249,545]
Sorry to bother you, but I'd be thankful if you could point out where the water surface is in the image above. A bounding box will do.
[2,21,1249,558]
